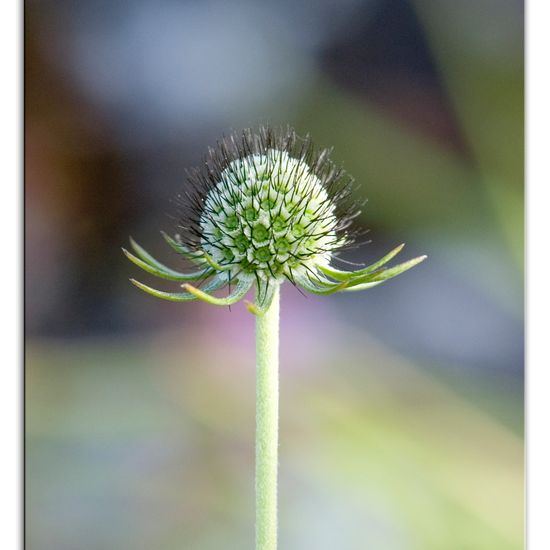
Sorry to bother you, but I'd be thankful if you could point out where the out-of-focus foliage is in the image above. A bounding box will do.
[27,320,522,549]
[25,0,523,548]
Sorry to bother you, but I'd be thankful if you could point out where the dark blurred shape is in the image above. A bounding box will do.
[323,0,471,156]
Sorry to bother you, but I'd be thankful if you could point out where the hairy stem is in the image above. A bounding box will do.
[255,284,280,550]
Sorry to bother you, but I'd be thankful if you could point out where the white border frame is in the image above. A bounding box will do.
[526,0,550,548]
[0,0,22,548]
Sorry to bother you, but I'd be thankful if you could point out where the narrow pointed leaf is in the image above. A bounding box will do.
[123,248,212,282]
[183,278,252,306]
[161,232,206,265]
[345,255,427,288]
[340,281,383,292]
[130,275,226,302]
[203,252,232,272]
[356,243,406,276]
[129,237,208,279]
[366,255,427,282]
[318,244,405,281]
[295,274,347,296]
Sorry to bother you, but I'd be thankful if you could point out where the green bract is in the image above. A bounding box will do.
[124,127,426,314]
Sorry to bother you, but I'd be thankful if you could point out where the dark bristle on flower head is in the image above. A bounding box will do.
[124,125,426,315]
[176,126,362,253]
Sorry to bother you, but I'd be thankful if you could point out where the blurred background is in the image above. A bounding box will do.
[25,0,524,548]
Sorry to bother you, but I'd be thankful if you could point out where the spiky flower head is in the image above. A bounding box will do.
[124,126,426,314]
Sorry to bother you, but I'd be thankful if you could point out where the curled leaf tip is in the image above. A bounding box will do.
[181,279,252,306]
[245,300,260,316]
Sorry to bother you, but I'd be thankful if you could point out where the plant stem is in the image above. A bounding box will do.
[255,283,280,550]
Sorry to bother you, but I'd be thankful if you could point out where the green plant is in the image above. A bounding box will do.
[123,126,425,550]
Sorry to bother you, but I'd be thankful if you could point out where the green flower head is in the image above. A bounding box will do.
[124,126,426,314]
